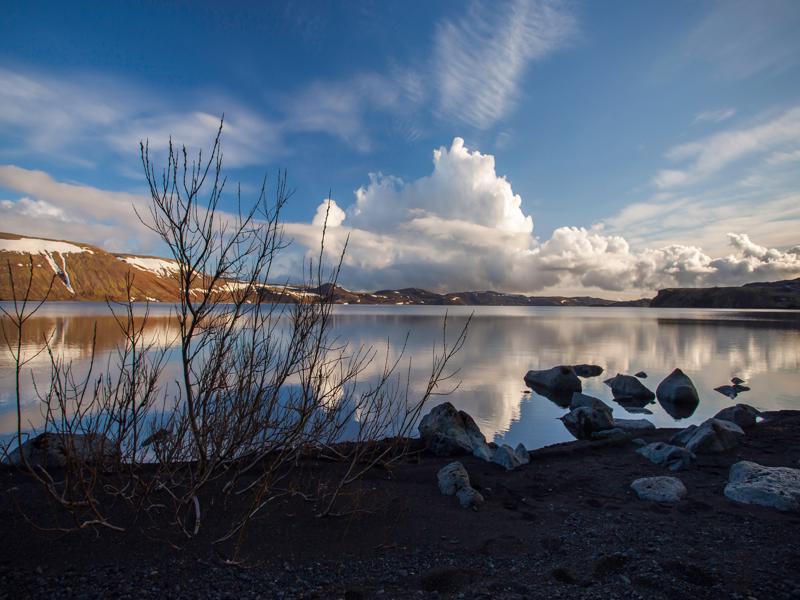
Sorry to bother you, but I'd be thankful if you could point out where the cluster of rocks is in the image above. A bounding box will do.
[418,402,530,471]
[420,402,532,508]
[424,363,800,515]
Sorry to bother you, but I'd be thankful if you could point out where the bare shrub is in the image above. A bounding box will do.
[1,120,468,561]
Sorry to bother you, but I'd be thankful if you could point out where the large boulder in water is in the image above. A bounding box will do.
[724,461,800,512]
[656,369,700,407]
[672,418,745,454]
[714,404,760,429]
[524,366,582,399]
[572,364,603,378]
[6,432,118,468]
[419,402,489,457]
[570,392,613,413]
[560,405,614,440]
[603,374,655,401]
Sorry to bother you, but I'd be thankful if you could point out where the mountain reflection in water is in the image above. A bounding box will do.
[1,303,798,450]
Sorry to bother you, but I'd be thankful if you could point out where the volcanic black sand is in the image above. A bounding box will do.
[2,412,800,599]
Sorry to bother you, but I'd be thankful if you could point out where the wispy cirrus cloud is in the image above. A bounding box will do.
[654,105,800,189]
[692,108,736,125]
[433,0,576,130]
[680,0,800,80]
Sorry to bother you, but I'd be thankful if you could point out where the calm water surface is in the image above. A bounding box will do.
[2,303,799,450]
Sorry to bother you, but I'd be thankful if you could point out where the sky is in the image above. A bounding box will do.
[1,0,800,298]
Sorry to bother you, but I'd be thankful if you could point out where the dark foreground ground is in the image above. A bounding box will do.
[2,412,800,600]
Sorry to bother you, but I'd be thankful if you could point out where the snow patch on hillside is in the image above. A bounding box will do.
[119,256,179,277]
[0,237,93,255]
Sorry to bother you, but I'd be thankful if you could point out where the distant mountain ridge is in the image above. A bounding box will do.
[1,232,798,308]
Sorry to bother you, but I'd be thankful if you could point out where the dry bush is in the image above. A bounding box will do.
[1,120,468,561]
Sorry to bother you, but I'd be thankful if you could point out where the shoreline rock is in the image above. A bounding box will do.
[724,461,800,512]
[631,476,687,502]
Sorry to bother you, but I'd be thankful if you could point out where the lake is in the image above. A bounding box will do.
[1,303,799,450]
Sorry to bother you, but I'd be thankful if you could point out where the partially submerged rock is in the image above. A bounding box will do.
[613,418,655,432]
[636,442,696,471]
[572,364,604,378]
[714,385,739,399]
[569,392,613,413]
[419,402,490,457]
[656,368,699,411]
[492,443,530,470]
[6,432,118,468]
[560,405,614,440]
[631,476,687,503]
[603,374,655,402]
[724,461,800,512]
[672,418,745,454]
[714,404,761,429]
[524,366,582,399]
[624,407,653,415]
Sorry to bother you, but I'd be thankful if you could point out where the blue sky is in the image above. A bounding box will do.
[1,0,800,297]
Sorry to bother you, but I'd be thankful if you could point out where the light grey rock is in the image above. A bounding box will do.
[613,418,656,432]
[636,442,696,471]
[603,374,655,401]
[560,405,614,440]
[456,486,485,509]
[437,461,471,496]
[714,404,761,429]
[656,368,699,406]
[572,364,604,378]
[524,366,582,396]
[515,443,530,465]
[724,461,800,512]
[492,444,526,470]
[6,432,118,468]
[419,402,488,456]
[570,392,613,413]
[676,418,745,454]
[631,476,687,503]
[472,443,495,462]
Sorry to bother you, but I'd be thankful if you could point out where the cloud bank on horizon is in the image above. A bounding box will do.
[286,137,800,295]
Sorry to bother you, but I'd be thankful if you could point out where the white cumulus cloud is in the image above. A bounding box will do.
[285,138,800,295]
